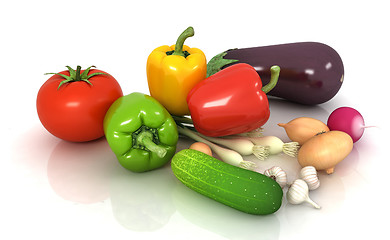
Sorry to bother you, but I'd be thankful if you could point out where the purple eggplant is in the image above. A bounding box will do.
[207,42,344,105]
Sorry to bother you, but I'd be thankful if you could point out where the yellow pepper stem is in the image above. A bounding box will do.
[172,26,194,57]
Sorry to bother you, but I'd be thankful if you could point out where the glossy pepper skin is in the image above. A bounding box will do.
[103,92,178,172]
[146,26,207,116]
[187,63,280,137]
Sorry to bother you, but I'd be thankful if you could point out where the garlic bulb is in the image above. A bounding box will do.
[287,179,321,209]
[300,166,320,190]
[264,166,287,189]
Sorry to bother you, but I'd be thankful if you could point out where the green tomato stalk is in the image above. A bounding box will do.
[45,65,107,90]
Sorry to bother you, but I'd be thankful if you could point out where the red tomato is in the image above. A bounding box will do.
[36,66,123,142]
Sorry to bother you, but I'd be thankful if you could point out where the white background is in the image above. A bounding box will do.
[1,0,388,239]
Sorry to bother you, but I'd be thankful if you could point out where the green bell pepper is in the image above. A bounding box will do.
[104,92,178,172]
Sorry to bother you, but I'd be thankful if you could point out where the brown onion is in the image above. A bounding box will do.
[278,117,329,145]
[297,131,353,174]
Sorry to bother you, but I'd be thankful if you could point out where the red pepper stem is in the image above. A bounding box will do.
[172,26,194,57]
[262,65,280,94]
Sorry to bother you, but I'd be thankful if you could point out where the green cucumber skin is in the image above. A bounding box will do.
[171,149,283,215]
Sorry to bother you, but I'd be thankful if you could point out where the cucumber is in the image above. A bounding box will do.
[171,149,283,215]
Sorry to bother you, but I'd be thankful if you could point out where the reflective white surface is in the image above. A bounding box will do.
[1,1,389,239]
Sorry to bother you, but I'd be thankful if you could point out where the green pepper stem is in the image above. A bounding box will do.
[262,65,280,94]
[137,131,167,158]
[172,26,194,57]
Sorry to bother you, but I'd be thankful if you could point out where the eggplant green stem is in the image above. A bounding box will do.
[172,26,194,57]
[45,65,107,90]
[137,131,167,158]
[261,65,280,94]
[206,51,239,77]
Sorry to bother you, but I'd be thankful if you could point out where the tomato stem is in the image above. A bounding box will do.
[75,66,82,81]
[45,65,107,90]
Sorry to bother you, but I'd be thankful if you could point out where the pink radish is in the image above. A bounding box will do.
[327,107,371,143]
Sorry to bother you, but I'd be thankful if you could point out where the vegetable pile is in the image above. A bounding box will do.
[36,26,371,215]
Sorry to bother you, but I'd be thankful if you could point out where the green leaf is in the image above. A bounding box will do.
[206,51,239,77]
[83,79,93,86]
[57,79,72,90]
[65,66,76,79]
[80,65,96,79]
[45,72,73,81]
[85,72,108,79]
[46,65,107,90]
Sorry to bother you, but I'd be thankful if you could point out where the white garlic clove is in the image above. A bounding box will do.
[287,179,321,209]
[264,166,287,189]
[300,166,317,176]
[287,179,308,204]
[300,166,320,190]
[303,175,320,190]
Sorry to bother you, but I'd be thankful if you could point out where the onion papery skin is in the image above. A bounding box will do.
[278,117,330,145]
[297,131,353,174]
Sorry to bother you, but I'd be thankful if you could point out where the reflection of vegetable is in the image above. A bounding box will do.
[109,167,176,231]
[297,131,353,174]
[207,42,344,105]
[173,181,281,239]
[171,149,283,215]
[187,63,280,137]
[327,107,370,143]
[37,65,123,142]
[47,139,112,204]
[177,126,256,170]
[104,92,178,172]
[287,179,321,209]
[146,26,207,116]
[278,117,329,145]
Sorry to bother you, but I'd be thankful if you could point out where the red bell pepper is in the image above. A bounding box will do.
[186,63,280,137]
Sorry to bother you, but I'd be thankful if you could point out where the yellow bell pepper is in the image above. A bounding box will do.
[146,26,207,116]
